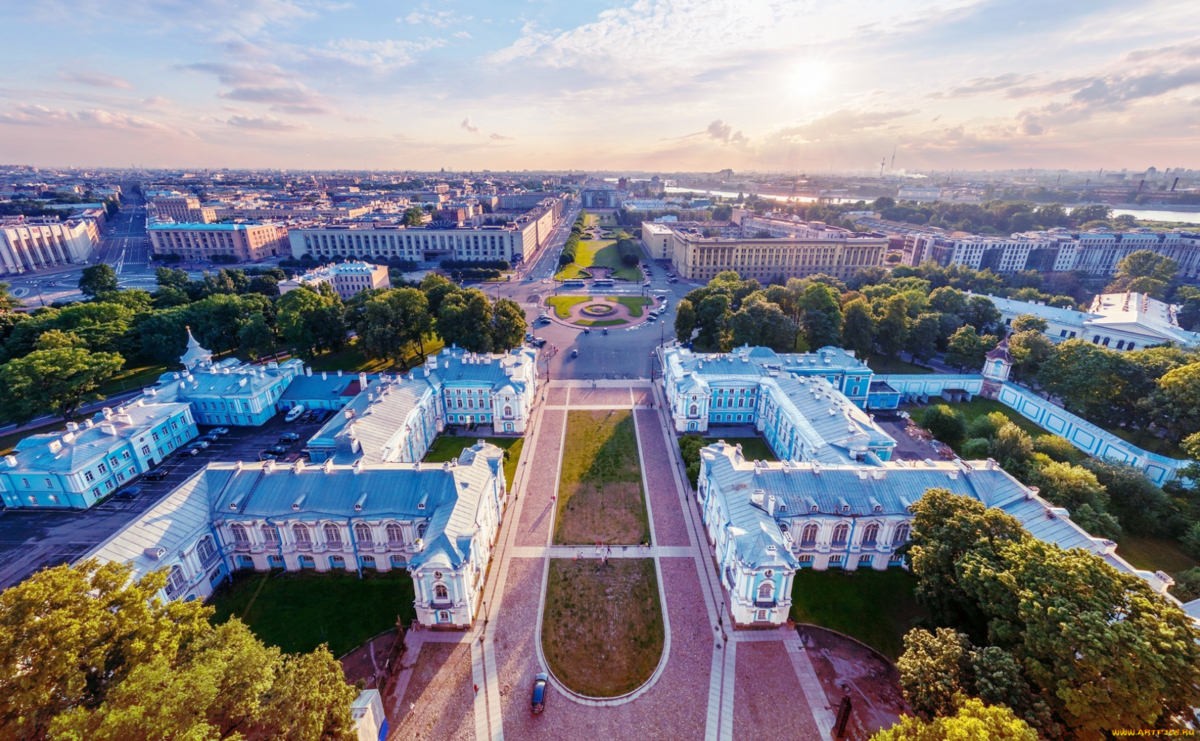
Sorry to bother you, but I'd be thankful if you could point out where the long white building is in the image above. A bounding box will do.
[987,291,1200,350]
[0,217,98,276]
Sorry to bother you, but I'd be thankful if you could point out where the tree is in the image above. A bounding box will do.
[1106,250,1178,297]
[800,283,841,350]
[922,405,967,447]
[1152,362,1200,445]
[1029,461,1121,540]
[0,282,23,311]
[1036,340,1126,416]
[905,313,941,364]
[437,288,493,353]
[944,326,985,372]
[0,347,124,423]
[871,698,1037,741]
[0,560,212,741]
[33,330,87,351]
[357,288,433,363]
[276,288,329,360]
[875,295,909,361]
[695,293,732,349]
[155,266,191,292]
[238,313,276,361]
[401,206,426,226]
[420,273,458,317]
[491,298,527,352]
[1008,314,1047,334]
[989,422,1033,472]
[897,628,971,720]
[958,538,1200,738]
[840,298,876,361]
[674,299,696,342]
[928,286,968,317]
[729,297,798,351]
[1082,460,1173,537]
[77,265,118,298]
[963,296,1002,334]
[1006,330,1054,385]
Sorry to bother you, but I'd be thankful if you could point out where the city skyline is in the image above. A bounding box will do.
[1,0,1199,171]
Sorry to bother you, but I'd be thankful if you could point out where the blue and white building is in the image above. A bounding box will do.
[0,399,198,509]
[307,346,538,465]
[83,440,509,628]
[986,291,1200,351]
[696,440,1177,627]
[661,345,895,464]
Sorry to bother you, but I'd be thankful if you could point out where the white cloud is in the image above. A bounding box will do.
[217,83,334,115]
[58,71,134,90]
[0,103,178,133]
[489,132,513,140]
[461,117,479,134]
[402,9,472,28]
[318,38,446,70]
[227,114,305,131]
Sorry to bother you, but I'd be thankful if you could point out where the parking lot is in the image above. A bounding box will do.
[0,412,333,590]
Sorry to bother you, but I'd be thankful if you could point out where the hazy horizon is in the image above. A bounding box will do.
[2,0,1198,172]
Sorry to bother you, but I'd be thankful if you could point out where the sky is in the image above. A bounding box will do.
[1,0,1199,172]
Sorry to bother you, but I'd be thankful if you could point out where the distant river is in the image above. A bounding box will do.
[1108,208,1200,224]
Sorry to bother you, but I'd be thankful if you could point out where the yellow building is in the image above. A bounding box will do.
[670,227,888,282]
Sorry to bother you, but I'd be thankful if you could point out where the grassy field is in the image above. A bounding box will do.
[555,410,650,545]
[704,436,777,462]
[546,295,591,318]
[867,355,935,375]
[790,568,928,660]
[556,239,642,282]
[209,569,415,657]
[1117,535,1200,575]
[423,435,524,490]
[306,336,444,374]
[608,296,650,317]
[542,558,664,697]
[100,363,173,396]
[555,265,593,281]
[576,318,628,327]
[909,398,1048,443]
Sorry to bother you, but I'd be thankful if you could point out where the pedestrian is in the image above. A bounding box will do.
[474,684,478,693]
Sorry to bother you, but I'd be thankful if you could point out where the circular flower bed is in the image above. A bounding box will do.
[581,303,616,317]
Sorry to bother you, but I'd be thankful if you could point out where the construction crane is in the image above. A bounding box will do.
[879,158,886,178]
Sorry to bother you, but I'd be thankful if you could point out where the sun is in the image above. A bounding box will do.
[788,60,833,100]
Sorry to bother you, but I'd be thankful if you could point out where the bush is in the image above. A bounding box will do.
[922,405,967,446]
[211,254,238,264]
[1184,522,1200,559]
[616,236,640,266]
[1171,567,1200,602]
[961,438,992,459]
[1033,434,1081,463]
[449,268,502,282]
[967,411,1010,440]
[686,461,701,489]
[440,259,510,271]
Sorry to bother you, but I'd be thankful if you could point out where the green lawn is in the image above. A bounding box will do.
[867,355,935,375]
[209,569,416,657]
[306,336,444,374]
[909,398,1048,443]
[555,410,650,545]
[555,265,593,281]
[546,295,591,318]
[704,436,777,462]
[1116,535,1200,576]
[423,435,524,489]
[0,413,91,455]
[790,568,928,659]
[577,318,628,327]
[608,296,650,317]
[542,558,664,697]
[100,363,174,396]
[556,239,642,282]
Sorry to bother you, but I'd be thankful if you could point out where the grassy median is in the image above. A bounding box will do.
[554,409,650,545]
[542,558,664,697]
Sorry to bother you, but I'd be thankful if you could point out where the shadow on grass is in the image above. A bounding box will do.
[553,410,650,545]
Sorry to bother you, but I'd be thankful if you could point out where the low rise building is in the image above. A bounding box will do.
[987,291,1200,350]
[697,441,1175,626]
[0,400,198,509]
[0,216,98,276]
[278,261,390,301]
[81,439,508,628]
[150,195,215,224]
[641,222,675,260]
[148,222,289,262]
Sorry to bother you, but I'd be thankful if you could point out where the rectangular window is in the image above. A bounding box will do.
[84,472,94,483]
[109,457,118,467]
[98,463,107,474]
[153,432,159,442]
[122,451,131,460]
[104,480,114,490]
[44,478,52,488]
[141,445,150,455]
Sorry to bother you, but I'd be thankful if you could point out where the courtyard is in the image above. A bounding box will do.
[789,567,927,660]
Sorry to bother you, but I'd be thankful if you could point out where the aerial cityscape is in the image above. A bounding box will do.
[2,2,1200,740]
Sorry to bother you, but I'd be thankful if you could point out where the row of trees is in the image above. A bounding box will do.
[0,560,359,741]
[558,211,588,266]
[885,488,1200,739]
[614,232,640,266]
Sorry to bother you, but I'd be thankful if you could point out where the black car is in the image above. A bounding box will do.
[269,444,289,454]
[143,468,170,481]
[602,329,609,335]
[259,451,280,460]
[279,432,301,443]
[531,673,549,714]
[113,487,141,501]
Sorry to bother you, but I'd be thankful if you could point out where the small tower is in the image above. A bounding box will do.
[180,326,213,371]
[982,338,1013,382]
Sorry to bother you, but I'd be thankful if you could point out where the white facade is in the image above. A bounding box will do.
[278,261,390,301]
[988,292,1200,350]
[641,222,674,259]
[0,217,98,276]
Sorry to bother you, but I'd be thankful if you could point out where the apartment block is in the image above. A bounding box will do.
[148,222,289,262]
[278,261,390,301]
[0,217,98,276]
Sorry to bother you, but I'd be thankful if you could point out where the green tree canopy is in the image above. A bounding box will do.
[0,347,124,422]
[800,283,842,350]
[77,265,118,298]
[674,299,696,342]
[840,298,876,361]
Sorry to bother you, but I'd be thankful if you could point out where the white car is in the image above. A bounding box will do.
[285,405,306,423]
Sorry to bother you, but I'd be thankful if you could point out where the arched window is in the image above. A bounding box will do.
[504,405,512,418]
[689,404,698,416]
[354,523,373,544]
[293,524,311,543]
[801,524,819,546]
[387,523,404,545]
[434,584,449,600]
[167,565,186,595]
[230,523,249,543]
[862,524,879,547]
[417,523,427,539]
[324,523,342,544]
[832,524,849,546]
[196,536,217,566]
[262,524,279,542]
[892,524,910,546]
[757,582,774,600]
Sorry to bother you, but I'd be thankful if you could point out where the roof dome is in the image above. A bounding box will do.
[180,327,213,370]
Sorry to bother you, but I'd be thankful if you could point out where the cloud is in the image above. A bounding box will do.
[217,84,333,115]
[454,31,472,39]
[181,62,291,87]
[317,37,446,70]
[0,103,177,133]
[777,109,919,142]
[226,114,305,131]
[402,9,472,28]
[489,132,513,140]
[706,120,732,142]
[461,117,479,134]
[58,71,134,89]
[141,95,172,109]
[928,72,1035,99]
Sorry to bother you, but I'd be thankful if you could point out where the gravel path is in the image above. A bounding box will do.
[636,408,690,547]
[630,387,653,405]
[515,409,564,547]
[389,642,476,741]
[570,387,633,406]
[733,642,818,741]
[546,387,570,406]
[493,558,712,741]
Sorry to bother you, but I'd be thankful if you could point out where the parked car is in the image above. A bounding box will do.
[179,448,201,458]
[143,468,169,481]
[531,337,547,348]
[525,332,534,342]
[113,486,141,501]
[279,432,301,443]
[571,349,578,358]
[602,329,609,335]
[259,451,280,460]
[269,444,289,454]
[208,427,230,436]
[188,440,210,450]
[285,405,306,423]
[531,673,549,714]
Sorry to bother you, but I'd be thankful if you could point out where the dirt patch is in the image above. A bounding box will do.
[389,642,476,741]
[340,629,399,688]
[801,625,909,740]
[542,558,664,697]
[554,410,650,545]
